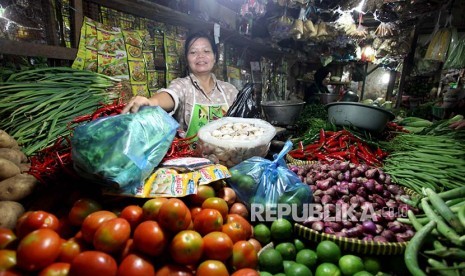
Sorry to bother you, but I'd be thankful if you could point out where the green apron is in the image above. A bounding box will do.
[185,85,229,139]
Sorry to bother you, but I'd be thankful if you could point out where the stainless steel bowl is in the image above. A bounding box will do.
[317,93,339,104]
[326,102,395,132]
[261,100,305,126]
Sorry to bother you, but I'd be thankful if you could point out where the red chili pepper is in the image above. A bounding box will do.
[356,151,380,166]
[327,151,348,160]
[357,143,376,159]
[348,145,359,164]
[318,129,326,144]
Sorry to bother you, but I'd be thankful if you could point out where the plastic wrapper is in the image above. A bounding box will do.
[227,140,312,220]
[71,106,179,192]
[196,117,276,168]
[225,83,260,118]
[443,37,465,69]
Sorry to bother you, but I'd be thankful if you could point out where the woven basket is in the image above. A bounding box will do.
[294,223,408,255]
[286,154,318,165]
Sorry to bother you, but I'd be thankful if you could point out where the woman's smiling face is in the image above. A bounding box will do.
[187,37,215,75]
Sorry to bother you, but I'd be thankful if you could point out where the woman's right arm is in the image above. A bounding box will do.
[121,91,175,114]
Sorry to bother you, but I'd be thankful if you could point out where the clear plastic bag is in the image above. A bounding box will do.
[227,140,312,220]
[226,83,260,118]
[71,106,179,191]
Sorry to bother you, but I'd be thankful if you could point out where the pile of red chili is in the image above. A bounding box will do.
[288,129,388,166]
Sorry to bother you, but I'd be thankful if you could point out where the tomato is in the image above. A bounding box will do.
[190,207,203,221]
[0,249,16,271]
[116,253,155,276]
[16,228,62,271]
[230,240,258,271]
[80,210,117,244]
[202,231,233,261]
[156,263,194,276]
[93,218,131,254]
[117,238,135,261]
[68,251,117,276]
[0,228,17,250]
[201,197,229,220]
[38,262,70,276]
[221,221,248,243]
[188,185,215,206]
[225,214,252,239]
[133,221,167,257]
[142,197,168,221]
[68,198,102,226]
[195,260,229,276]
[247,238,262,254]
[231,268,260,276]
[169,230,203,266]
[57,237,86,263]
[15,211,60,238]
[193,209,223,236]
[158,198,192,233]
[0,268,22,276]
[119,205,143,229]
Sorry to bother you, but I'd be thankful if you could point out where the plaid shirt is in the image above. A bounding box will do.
[159,73,239,131]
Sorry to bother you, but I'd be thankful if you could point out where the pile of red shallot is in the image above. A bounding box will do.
[289,160,418,243]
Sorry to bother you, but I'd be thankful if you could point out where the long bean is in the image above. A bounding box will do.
[404,220,436,276]
[421,199,463,246]
[424,188,464,234]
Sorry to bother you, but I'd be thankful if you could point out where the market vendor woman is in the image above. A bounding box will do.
[122,31,239,137]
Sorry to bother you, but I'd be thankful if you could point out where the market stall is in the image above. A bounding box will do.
[1,0,465,275]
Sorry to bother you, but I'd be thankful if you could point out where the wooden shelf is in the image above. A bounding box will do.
[0,39,77,60]
[0,0,285,60]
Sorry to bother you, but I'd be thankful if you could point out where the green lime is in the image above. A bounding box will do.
[237,174,256,193]
[254,223,272,245]
[278,194,302,206]
[285,262,313,276]
[315,263,341,276]
[292,186,312,202]
[283,260,296,273]
[363,256,381,275]
[271,218,293,241]
[259,272,273,276]
[339,254,365,276]
[294,238,306,251]
[275,242,297,261]
[259,248,284,274]
[274,273,286,276]
[295,249,318,269]
[316,240,341,264]
[353,271,373,276]
[229,168,241,183]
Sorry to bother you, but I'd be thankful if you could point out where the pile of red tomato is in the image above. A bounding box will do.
[0,185,261,276]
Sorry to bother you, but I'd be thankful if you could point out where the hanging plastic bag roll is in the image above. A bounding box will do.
[227,140,312,220]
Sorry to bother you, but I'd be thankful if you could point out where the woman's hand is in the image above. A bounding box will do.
[121,96,153,114]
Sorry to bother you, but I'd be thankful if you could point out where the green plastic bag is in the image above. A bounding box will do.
[71,106,179,193]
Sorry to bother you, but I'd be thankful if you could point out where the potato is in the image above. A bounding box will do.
[19,163,31,173]
[0,158,21,181]
[0,200,25,229]
[0,173,38,201]
[0,130,18,149]
[0,148,27,166]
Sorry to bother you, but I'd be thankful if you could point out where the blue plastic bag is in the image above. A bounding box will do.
[227,140,312,221]
[71,106,179,193]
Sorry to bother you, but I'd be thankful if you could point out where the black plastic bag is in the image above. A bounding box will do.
[226,83,260,118]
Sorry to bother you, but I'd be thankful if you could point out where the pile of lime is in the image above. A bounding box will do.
[254,219,382,276]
